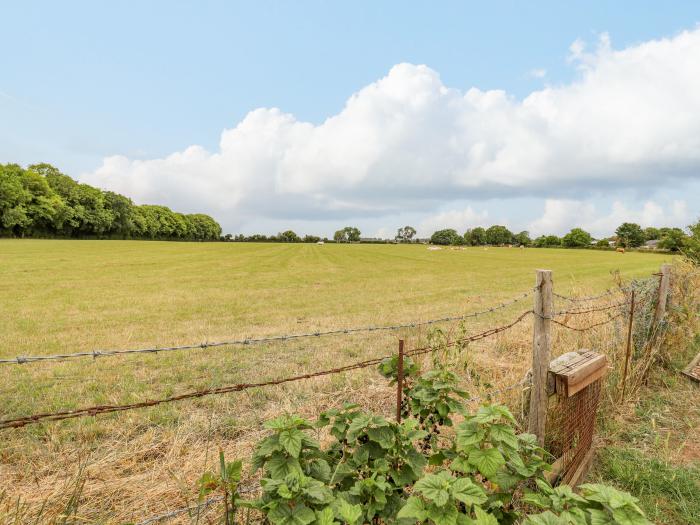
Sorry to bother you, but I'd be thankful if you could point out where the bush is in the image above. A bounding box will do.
[200,361,651,524]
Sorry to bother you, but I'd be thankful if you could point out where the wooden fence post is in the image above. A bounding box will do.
[529,269,553,446]
[653,264,671,326]
[396,339,404,422]
[620,289,635,402]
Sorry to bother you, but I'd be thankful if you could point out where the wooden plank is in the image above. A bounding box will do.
[545,456,565,485]
[565,354,607,386]
[681,351,700,383]
[568,447,596,488]
[566,366,606,397]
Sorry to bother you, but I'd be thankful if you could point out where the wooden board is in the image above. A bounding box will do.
[682,351,700,383]
[548,349,607,397]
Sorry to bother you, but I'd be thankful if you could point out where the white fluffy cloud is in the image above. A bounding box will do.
[418,207,490,237]
[529,199,691,237]
[83,28,700,232]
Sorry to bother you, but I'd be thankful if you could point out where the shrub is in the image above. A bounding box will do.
[200,362,651,524]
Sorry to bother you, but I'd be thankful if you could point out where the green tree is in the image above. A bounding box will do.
[615,222,645,248]
[533,235,561,248]
[643,227,661,241]
[104,191,134,237]
[685,218,700,264]
[513,231,531,246]
[561,228,593,248]
[334,226,361,242]
[658,227,686,251]
[469,227,487,246]
[485,225,513,245]
[595,238,610,247]
[430,229,461,245]
[279,230,301,243]
[396,225,417,242]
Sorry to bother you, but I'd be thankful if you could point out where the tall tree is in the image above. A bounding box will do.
[615,222,645,248]
[396,225,416,242]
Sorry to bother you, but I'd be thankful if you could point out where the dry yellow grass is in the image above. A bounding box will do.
[0,240,676,524]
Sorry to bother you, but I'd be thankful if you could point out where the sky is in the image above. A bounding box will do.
[2,1,700,238]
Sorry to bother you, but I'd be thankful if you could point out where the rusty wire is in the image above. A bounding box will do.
[0,310,534,431]
[0,289,536,366]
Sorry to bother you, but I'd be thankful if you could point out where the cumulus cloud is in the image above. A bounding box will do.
[529,199,692,237]
[83,28,700,231]
[418,207,490,237]
[529,68,547,78]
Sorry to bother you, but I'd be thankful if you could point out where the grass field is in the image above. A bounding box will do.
[0,240,675,523]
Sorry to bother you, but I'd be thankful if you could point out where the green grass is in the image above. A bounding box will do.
[593,332,700,524]
[0,239,677,523]
[0,239,671,359]
[595,447,700,524]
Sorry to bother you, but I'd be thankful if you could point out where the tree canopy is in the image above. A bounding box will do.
[615,222,645,248]
[562,228,593,247]
[0,163,221,240]
[333,226,361,242]
[430,228,462,245]
[485,225,513,245]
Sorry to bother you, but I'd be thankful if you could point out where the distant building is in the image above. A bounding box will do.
[643,239,660,249]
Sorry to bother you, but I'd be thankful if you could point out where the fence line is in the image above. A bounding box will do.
[0,310,535,430]
[0,289,536,366]
[0,292,636,431]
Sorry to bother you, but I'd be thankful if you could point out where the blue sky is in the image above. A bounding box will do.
[3,1,700,237]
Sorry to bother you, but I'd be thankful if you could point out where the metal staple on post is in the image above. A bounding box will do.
[620,289,635,402]
[396,339,404,422]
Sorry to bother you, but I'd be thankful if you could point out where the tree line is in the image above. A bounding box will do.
[428,222,697,252]
[0,163,222,240]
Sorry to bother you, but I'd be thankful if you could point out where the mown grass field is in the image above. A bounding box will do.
[0,240,675,523]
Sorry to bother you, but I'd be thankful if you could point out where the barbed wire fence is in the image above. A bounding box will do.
[0,268,672,525]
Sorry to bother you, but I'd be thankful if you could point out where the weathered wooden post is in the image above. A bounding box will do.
[653,264,671,326]
[396,339,404,422]
[620,289,635,402]
[529,269,553,445]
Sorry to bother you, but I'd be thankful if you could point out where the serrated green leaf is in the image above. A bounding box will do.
[367,426,395,449]
[611,505,652,525]
[472,506,498,525]
[468,447,505,478]
[522,510,567,525]
[451,477,487,507]
[397,496,428,522]
[427,502,459,525]
[587,508,615,525]
[415,472,452,506]
[315,507,336,525]
[279,429,304,458]
[335,498,363,525]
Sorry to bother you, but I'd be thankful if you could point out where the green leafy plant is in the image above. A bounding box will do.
[397,470,492,525]
[523,481,652,525]
[198,450,244,524]
[199,363,649,525]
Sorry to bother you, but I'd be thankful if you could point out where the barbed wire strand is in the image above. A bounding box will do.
[0,311,534,431]
[553,288,620,303]
[0,289,536,366]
